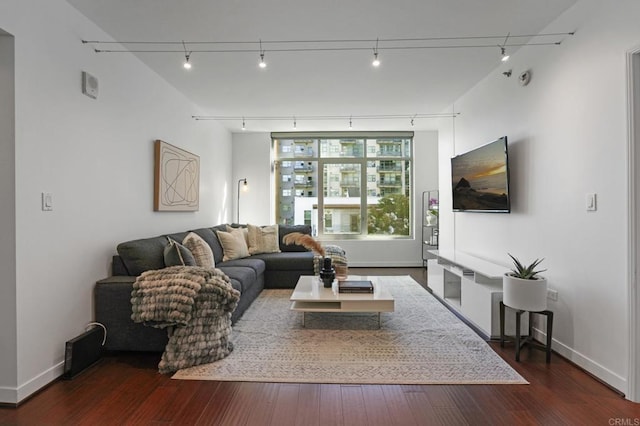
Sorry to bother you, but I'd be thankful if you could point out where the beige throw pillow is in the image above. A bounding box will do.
[216,228,250,261]
[182,232,215,268]
[247,224,280,255]
[226,225,249,246]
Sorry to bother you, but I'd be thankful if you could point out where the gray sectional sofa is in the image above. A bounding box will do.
[94,224,315,352]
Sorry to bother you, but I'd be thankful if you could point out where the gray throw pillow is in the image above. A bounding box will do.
[163,238,197,267]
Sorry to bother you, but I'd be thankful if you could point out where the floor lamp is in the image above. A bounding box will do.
[237,178,248,223]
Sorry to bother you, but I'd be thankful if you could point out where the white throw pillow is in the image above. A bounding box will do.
[182,232,215,268]
[247,224,281,255]
[216,228,250,261]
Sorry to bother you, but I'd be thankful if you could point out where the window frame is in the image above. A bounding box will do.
[272,131,414,240]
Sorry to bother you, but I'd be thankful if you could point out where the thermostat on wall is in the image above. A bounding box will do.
[82,71,99,99]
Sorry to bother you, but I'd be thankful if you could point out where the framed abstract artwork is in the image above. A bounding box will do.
[154,140,200,211]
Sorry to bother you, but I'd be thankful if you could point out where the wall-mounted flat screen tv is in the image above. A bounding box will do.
[451,136,510,213]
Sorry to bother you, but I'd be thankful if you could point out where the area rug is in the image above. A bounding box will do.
[172,275,527,385]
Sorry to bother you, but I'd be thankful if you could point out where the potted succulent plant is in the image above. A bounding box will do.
[503,254,548,312]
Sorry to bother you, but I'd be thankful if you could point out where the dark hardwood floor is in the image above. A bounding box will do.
[2,267,639,425]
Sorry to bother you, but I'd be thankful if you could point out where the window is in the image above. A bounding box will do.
[272,132,413,238]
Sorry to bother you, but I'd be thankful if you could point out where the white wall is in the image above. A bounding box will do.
[232,130,438,266]
[0,31,17,402]
[437,0,640,394]
[0,0,232,403]
[232,132,273,225]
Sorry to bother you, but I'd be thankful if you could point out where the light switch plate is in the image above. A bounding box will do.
[586,193,597,211]
[42,192,53,211]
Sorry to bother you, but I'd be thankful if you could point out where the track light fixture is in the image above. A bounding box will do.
[182,41,192,69]
[500,46,510,62]
[258,39,267,68]
[193,113,461,130]
[499,33,510,62]
[86,32,574,71]
[372,38,380,67]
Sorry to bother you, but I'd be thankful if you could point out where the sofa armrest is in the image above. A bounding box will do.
[95,276,167,352]
[97,275,136,286]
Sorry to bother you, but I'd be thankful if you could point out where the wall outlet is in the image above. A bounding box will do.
[547,288,558,301]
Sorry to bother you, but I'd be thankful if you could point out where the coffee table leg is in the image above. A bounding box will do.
[378,312,381,328]
[302,312,305,327]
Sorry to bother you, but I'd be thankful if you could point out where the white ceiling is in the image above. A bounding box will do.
[67,0,577,133]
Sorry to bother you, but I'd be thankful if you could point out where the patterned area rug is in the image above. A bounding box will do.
[172,275,528,384]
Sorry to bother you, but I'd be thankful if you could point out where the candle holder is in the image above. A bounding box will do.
[319,257,335,288]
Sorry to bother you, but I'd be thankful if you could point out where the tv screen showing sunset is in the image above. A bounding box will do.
[451,137,510,212]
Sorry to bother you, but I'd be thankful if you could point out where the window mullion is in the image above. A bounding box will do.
[317,157,324,237]
[360,156,367,236]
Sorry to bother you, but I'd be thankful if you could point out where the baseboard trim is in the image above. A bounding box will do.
[532,328,627,396]
[8,361,64,404]
[0,386,17,405]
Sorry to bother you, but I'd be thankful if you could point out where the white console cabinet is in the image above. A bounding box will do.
[427,250,527,338]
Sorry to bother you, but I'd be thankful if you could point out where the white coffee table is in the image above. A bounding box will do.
[289,275,395,328]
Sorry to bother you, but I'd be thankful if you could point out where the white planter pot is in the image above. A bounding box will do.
[503,274,548,312]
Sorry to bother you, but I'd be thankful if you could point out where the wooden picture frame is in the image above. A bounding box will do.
[154,140,200,211]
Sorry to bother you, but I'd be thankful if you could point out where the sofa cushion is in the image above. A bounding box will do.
[247,224,280,255]
[163,238,197,267]
[251,251,315,271]
[166,231,189,244]
[216,228,250,261]
[112,255,129,276]
[216,266,256,292]
[182,232,215,268]
[219,258,266,276]
[117,236,168,276]
[278,224,312,252]
[227,278,242,294]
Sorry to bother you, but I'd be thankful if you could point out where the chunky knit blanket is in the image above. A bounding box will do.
[131,266,240,374]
